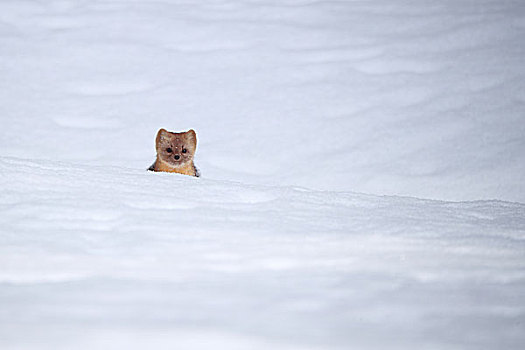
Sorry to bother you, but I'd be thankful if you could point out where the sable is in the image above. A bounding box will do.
[148,128,200,177]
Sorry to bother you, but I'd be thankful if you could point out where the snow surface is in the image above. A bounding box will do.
[1,0,525,349]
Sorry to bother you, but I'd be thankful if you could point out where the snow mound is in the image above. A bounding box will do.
[1,157,524,349]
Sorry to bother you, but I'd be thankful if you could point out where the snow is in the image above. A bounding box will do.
[1,0,525,349]
[2,157,525,349]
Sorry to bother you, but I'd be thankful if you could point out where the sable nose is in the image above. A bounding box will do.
[174,155,180,160]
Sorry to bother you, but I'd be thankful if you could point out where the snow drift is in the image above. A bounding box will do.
[1,157,524,349]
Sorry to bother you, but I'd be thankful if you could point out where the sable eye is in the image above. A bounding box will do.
[182,148,187,153]
[166,148,172,153]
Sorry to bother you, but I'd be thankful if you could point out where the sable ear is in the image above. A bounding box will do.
[156,129,169,150]
[186,129,197,149]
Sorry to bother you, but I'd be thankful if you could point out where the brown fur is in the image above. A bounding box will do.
[150,128,199,177]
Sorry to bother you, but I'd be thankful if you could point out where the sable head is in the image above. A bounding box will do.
[156,129,197,167]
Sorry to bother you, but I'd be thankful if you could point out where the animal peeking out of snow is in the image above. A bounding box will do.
[148,128,200,177]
